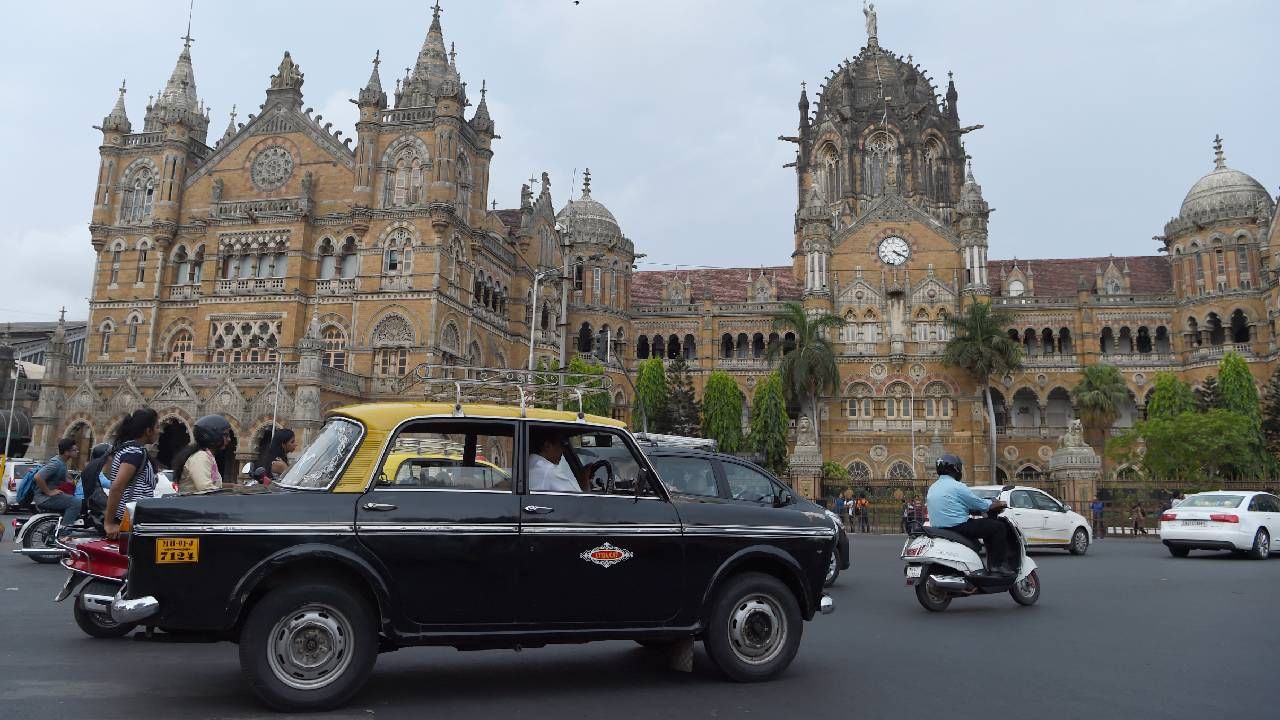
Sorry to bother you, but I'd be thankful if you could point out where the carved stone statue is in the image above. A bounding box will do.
[301,171,314,199]
[863,1,878,43]
[270,51,305,90]
[520,183,533,208]
[1058,419,1086,449]
[797,414,815,445]
[541,172,551,194]
[211,177,223,204]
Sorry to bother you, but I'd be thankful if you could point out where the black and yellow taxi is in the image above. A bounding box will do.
[110,401,837,712]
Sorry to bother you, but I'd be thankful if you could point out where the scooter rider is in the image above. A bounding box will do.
[173,415,231,494]
[925,454,1011,576]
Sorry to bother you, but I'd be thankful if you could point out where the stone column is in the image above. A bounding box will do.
[1048,421,1101,510]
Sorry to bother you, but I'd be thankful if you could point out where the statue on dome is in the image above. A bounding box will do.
[863,1,878,44]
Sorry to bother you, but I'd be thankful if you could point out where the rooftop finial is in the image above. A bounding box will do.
[966,158,974,182]
[373,49,380,71]
[480,78,487,101]
[449,42,456,65]
[863,1,878,47]
[582,168,592,199]
[432,0,443,23]
[181,0,195,48]
[1213,133,1226,169]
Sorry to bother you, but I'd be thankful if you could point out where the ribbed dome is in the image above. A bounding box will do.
[556,170,623,245]
[1178,137,1272,222]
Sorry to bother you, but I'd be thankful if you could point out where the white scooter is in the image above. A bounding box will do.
[900,506,1040,612]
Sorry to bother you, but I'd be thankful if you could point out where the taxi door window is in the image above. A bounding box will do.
[1009,490,1035,509]
[380,420,514,490]
[1031,491,1063,512]
[722,462,777,504]
[649,455,719,498]
[526,424,658,497]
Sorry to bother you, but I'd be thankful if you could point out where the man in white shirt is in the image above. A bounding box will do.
[528,429,596,493]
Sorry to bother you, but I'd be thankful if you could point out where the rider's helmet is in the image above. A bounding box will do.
[936,453,963,481]
[89,442,112,460]
[192,414,232,449]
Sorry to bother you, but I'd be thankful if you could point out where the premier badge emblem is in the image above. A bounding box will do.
[580,542,633,568]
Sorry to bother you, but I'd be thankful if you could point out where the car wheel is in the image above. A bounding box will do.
[703,572,802,682]
[1249,529,1270,560]
[0,494,9,514]
[1168,545,1190,558]
[1068,528,1090,556]
[914,569,952,612]
[1009,570,1040,606]
[22,516,61,564]
[73,581,137,639]
[823,552,840,588]
[239,581,378,712]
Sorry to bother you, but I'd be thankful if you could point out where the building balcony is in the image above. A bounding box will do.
[71,361,298,382]
[215,277,285,295]
[1189,343,1253,362]
[167,284,201,300]
[213,197,302,218]
[317,277,356,295]
[716,357,771,371]
[843,418,952,433]
[1102,352,1176,366]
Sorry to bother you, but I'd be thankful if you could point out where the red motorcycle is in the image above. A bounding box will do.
[54,513,136,638]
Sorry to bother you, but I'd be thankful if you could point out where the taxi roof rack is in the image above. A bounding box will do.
[397,364,613,420]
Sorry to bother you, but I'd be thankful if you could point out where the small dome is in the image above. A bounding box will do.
[556,170,624,246]
[1178,137,1272,222]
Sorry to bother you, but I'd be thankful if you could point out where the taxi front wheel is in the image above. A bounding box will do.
[239,581,378,712]
[703,572,802,682]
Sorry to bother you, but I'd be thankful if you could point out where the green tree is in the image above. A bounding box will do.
[748,372,790,476]
[1144,373,1196,421]
[633,358,668,433]
[665,356,702,436]
[1111,410,1262,484]
[1194,376,1220,412]
[1217,352,1260,423]
[566,355,610,417]
[702,371,745,453]
[942,302,1023,482]
[531,357,560,409]
[821,460,849,482]
[768,301,844,440]
[1071,364,1130,476]
[1261,367,1280,460]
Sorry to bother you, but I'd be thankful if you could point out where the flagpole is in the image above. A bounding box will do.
[269,348,283,445]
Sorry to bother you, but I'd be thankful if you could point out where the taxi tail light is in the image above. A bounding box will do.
[1159,513,1177,522]
[1209,514,1239,523]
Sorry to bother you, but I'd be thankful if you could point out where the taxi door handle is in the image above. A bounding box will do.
[363,502,398,512]
[524,505,554,514]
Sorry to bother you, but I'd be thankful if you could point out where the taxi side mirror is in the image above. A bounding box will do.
[1064,504,1072,512]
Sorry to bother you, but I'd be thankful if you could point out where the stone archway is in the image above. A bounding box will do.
[156,417,191,469]
[63,420,96,470]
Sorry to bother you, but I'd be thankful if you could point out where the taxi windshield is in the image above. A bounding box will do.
[276,418,363,490]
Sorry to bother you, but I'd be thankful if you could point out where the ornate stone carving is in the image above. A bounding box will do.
[251,146,294,192]
[1003,445,1019,460]
[1058,419,1086,449]
[1038,445,1053,461]
[270,51,304,90]
[211,177,223,204]
[869,363,887,379]
[372,314,415,347]
[870,445,888,462]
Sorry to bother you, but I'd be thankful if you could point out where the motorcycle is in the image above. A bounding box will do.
[11,511,82,563]
[54,531,136,638]
[900,506,1040,612]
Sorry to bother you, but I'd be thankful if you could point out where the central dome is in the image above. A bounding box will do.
[1177,137,1272,222]
[556,170,623,246]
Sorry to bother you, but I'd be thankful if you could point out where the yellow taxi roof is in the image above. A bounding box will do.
[329,401,626,433]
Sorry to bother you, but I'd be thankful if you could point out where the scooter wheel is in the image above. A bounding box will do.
[915,571,952,612]
[73,581,137,639]
[22,516,61,564]
[1010,570,1040,606]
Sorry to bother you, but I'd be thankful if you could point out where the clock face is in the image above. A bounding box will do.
[877,236,910,266]
[251,146,294,192]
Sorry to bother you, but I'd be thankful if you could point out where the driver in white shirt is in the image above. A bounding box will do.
[527,429,602,493]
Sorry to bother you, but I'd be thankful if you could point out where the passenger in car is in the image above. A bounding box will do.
[528,429,601,493]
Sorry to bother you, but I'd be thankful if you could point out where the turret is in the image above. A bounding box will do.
[957,161,992,291]
[92,81,131,225]
[353,51,386,204]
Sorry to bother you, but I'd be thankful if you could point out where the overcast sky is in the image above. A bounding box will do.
[2,0,1276,323]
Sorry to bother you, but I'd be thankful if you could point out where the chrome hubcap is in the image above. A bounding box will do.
[1074,532,1087,551]
[1259,533,1270,557]
[826,554,837,582]
[728,595,786,666]
[267,604,353,691]
[1016,573,1037,597]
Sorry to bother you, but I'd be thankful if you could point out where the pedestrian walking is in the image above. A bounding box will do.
[839,489,856,533]
[1130,501,1148,535]
[1090,496,1105,539]
[856,493,870,533]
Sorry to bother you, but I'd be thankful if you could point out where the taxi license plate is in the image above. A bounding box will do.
[906,565,922,579]
[156,538,200,564]
[1182,520,1207,527]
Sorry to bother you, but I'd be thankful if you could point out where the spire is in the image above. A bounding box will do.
[798,81,810,127]
[401,1,452,107]
[220,104,237,143]
[1213,133,1226,170]
[102,79,131,133]
[358,50,388,108]
[581,168,592,199]
[470,78,493,133]
[945,71,958,119]
[142,12,209,141]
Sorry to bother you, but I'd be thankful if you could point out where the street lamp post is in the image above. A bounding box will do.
[3,367,17,464]
[527,268,557,372]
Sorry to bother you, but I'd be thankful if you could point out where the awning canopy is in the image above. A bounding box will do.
[0,408,33,442]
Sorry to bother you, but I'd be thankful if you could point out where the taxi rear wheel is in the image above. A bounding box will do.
[239,581,377,712]
[703,572,801,682]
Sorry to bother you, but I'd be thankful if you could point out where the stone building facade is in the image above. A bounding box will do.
[35,6,1279,485]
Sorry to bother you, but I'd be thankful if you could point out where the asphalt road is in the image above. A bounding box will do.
[1,532,1276,720]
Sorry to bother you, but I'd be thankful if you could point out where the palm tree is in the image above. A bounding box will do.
[1071,364,1130,475]
[768,301,845,442]
[942,302,1023,482]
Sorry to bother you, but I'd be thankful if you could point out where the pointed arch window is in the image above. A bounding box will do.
[339,237,358,279]
[923,137,947,200]
[863,131,898,197]
[121,169,156,224]
[169,330,194,362]
[99,321,114,355]
[318,238,337,280]
[136,247,149,283]
[456,153,473,220]
[109,247,122,285]
[322,326,347,371]
[173,246,190,285]
[126,316,141,350]
[819,145,840,201]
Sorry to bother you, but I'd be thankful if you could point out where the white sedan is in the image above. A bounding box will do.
[1159,491,1280,559]
[971,485,1093,555]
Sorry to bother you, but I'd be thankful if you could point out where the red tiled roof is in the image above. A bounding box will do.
[632,267,803,305]
[987,255,1172,297]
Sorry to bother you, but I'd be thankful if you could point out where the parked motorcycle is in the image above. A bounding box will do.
[900,506,1040,612]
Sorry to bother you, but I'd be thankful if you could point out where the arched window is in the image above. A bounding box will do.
[99,321,114,355]
[384,228,412,274]
[848,461,871,482]
[323,327,347,371]
[578,322,594,353]
[1236,246,1250,286]
[135,245,149,283]
[845,382,874,418]
[887,461,914,480]
[540,303,550,331]
[456,153,473,220]
[863,131,898,197]
[386,147,426,208]
[637,335,650,360]
[573,258,584,291]
[923,136,947,200]
[683,333,696,360]
[1230,310,1250,344]
[108,245,122,285]
[818,145,840,201]
[173,246,190,285]
[318,238,336,280]
[169,330,193,362]
[126,315,141,350]
[652,335,666,359]
[121,167,156,224]
[721,333,734,359]
[189,246,204,284]
[752,333,765,358]
[339,237,358,279]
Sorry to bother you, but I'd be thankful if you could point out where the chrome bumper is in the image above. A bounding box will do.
[819,594,835,615]
[110,590,159,624]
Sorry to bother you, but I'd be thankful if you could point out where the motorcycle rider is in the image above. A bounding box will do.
[173,415,231,495]
[925,454,1011,576]
[75,443,115,520]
